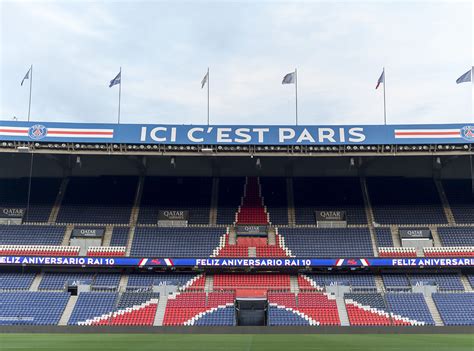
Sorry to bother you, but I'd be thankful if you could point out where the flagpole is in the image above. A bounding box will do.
[383,67,386,125]
[118,67,122,124]
[28,65,33,122]
[295,68,298,125]
[207,67,210,125]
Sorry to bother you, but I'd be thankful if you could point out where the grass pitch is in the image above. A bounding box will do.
[0,333,472,351]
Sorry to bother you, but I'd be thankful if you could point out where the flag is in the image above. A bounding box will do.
[376,70,385,89]
[282,71,296,84]
[456,68,472,84]
[201,71,208,89]
[109,71,121,87]
[21,68,31,86]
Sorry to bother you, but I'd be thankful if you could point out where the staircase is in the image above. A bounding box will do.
[118,274,129,291]
[335,296,350,326]
[153,295,168,326]
[286,177,296,226]
[61,225,74,246]
[460,274,473,292]
[248,247,257,258]
[235,177,269,225]
[424,294,444,326]
[125,227,136,256]
[129,175,144,226]
[102,226,114,246]
[29,271,44,291]
[360,177,379,255]
[204,275,214,293]
[48,178,68,224]
[390,226,401,247]
[434,179,456,225]
[290,276,299,293]
[267,227,276,246]
[58,295,78,326]
[228,226,237,245]
[374,275,385,293]
[209,177,219,225]
[429,226,443,247]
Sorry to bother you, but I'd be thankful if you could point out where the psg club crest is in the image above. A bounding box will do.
[461,126,474,141]
[28,124,47,140]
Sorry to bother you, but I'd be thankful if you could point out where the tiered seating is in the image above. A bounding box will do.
[87,246,126,256]
[268,292,341,325]
[382,274,411,290]
[424,247,473,257]
[279,228,374,257]
[109,227,129,247]
[375,228,394,247]
[259,177,288,225]
[408,273,464,290]
[467,274,474,289]
[379,247,417,257]
[39,272,120,290]
[367,177,447,224]
[0,225,66,245]
[236,177,269,225]
[433,293,474,325]
[300,274,376,288]
[130,227,222,257]
[216,235,288,258]
[216,177,246,225]
[0,245,79,256]
[408,273,464,291]
[293,177,367,225]
[215,234,251,257]
[214,274,290,297]
[57,176,137,224]
[138,177,212,225]
[0,291,70,325]
[296,292,340,325]
[127,273,200,290]
[0,177,61,222]
[385,293,435,325]
[442,179,473,224]
[164,290,235,326]
[68,292,118,325]
[437,227,473,247]
[344,293,395,326]
[193,306,235,326]
[0,272,36,290]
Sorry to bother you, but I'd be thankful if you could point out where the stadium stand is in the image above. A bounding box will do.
[109,227,129,247]
[56,176,137,224]
[408,273,464,291]
[138,177,212,225]
[432,293,474,326]
[0,272,36,290]
[259,177,289,225]
[437,227,473,247]
[442,179,473,224]
[278,228,374,257]
[39,272,120,290]
[367,177,447,224]
[68,292,118,325]
[216,177,246,225]
[236,177,269,225]
[0,177,61,222]
[0,291,70,325]
[130,227,223,257]
[293,177,367,225]
[385,293,435,325]
[0,225,66,245]
[375,228,394,247]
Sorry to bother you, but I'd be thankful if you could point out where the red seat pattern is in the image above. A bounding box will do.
[163,291,235,326]
[87,246,126,256]
[378,247,417,257]
[236,177,269,225]
[424,247,474,257]
[90,303,157,326]
[268,292,340,325]
[213,274,291,290]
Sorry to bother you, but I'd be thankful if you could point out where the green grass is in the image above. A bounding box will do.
[0,334,473,351]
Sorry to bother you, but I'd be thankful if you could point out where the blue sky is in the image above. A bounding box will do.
[0,0,472,125]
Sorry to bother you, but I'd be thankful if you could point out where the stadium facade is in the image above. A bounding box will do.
[0,121,472,328]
